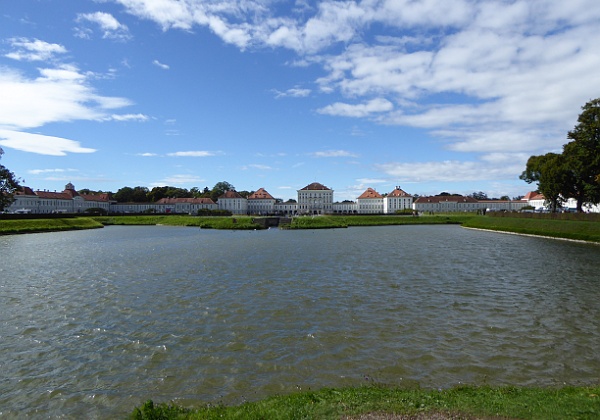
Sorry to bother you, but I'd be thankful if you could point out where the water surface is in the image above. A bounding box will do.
[1,225,599,418]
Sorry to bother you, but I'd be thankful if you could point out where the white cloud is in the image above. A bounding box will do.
[0,65,132,130]
[137,152,158,157]
[318,98,393,118]
[4,37,67,61]
[152,59,170,70]
[152,174,205,185]
[272,87,311,98]
[0,130,96,156]
[312,150,358,158]
[28,168,78,175]
[109,113,150,122]
[375,160,524,183]
[167,151,218,157]
[109,0,600,175]
[76,12,131,40]
[243,164,272,170]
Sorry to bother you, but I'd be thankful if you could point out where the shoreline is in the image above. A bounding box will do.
[462,226,600,245]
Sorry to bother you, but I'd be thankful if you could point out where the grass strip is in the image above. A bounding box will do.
[0,217,103,234]
[91,215,262,230]
[287,214,475,229]
[131,385,600,419]
[462,216,600,243]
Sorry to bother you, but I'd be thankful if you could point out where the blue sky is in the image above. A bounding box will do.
[1,0,600,201]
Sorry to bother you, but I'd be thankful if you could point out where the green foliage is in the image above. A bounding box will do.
[520,153,571,212]
[114,186,150,203]
[0,148,21,212]
[522,98,600,212]
[130,385,600,420]
[210,181,235,202]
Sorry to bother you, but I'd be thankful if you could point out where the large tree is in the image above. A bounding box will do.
[562,98,600,212]
[520,153,572,212]
[210,181,234,202]
[0,148,21,212]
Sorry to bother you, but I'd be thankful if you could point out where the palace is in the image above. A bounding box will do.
[8,181,595,215]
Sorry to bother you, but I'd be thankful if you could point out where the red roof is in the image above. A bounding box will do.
[524,191,544,200]
[414,195,478,204]
[388,187,410,197]
[80,193,111,202]
[357,188,382,199]
[300,182,330,191]
[218,190,244,199]
[248,188,274,200]
[35,190,73,200]
[16,186,36,195]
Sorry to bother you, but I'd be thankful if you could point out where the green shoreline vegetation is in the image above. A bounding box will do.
[131,385,600,420]
[1,213,600,243]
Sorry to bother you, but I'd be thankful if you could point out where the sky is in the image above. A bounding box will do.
[1,0,600,201]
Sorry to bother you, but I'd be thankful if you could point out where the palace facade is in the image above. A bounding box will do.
[8,181,593,215]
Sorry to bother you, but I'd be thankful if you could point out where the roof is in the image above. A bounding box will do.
[414,195,478,204]
[35,190,73,200]
[15,186,36,196]
[357,188,383,199]
[156,197,216,204]
[80,193,112,202]
[248,188,275,200]
[388,187,410,197]
[218,190,244,199]
[300,182,331,191]
[524,191,545,200]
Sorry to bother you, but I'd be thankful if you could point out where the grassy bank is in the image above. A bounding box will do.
[286,214,474,229]
[462,215,600,243]
[91,215,262,230]
[131,385,600,419]
[0,217,103,234]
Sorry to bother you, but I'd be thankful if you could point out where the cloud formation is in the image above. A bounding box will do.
[109,0,600,182]
[75,12,131,40]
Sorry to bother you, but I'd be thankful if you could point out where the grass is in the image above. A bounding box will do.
[131,384,600,419]
[91,215,263,230]
[462,215,600,243]
[0,217,103,234]
[286,214,475,229]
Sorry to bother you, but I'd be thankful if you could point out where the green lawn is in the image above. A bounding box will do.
[131,385,600,419]
[0,217,103,234]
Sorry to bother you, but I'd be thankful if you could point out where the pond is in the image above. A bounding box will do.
[1,225,599,418]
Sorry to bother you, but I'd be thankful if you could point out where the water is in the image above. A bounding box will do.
[1,225,599,418]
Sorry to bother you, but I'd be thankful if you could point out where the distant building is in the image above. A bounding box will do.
[357,188,384,214]
[384,186,413,214]
[217,190,247,215]
[247,188,276,215]
[9,183,112,214]
[297,182,333,215]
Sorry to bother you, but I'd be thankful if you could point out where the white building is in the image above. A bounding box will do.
[357,188,384,214]
[247,188,276,215]
[384,187,413,214]
[217,190,248,215]
[297,182,333,215]
[8,183,112,214]
[332,201,357,214]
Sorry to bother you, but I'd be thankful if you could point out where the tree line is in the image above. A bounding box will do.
[520,98,600,212]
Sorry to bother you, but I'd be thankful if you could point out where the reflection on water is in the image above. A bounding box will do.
[1,225,599,418]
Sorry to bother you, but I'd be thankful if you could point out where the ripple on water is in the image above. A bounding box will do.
[1,225,600,417]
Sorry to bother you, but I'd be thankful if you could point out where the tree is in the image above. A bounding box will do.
[562,98,600,212]
[520,153,572,212]
[0,148,21,211]
[210,181,234,202]
[469,191,488,200]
